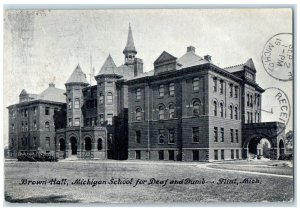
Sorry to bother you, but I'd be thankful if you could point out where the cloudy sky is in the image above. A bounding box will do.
[3,9,293,145]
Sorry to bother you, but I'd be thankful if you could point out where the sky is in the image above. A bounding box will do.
[3,9,293,145]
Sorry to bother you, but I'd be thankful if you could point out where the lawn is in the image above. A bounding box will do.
[4,160,294,204]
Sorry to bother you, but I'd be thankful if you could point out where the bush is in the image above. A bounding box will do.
[278,154,293,161]
[17,153,58,162]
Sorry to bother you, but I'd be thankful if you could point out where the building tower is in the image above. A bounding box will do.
[123,24,137,66]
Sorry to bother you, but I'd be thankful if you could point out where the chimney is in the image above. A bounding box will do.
[204,55,212,63]
[133,58,143,77]
[49,82,55,87]
[187,46,196,53]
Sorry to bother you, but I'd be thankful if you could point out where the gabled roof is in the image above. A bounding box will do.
[224,58,256,73]
[123,24,137,54]
[154,51,177,65]
[176,51,206,70]
[65,64,89,85]
[117,64,135,80]
[97,54,120,76]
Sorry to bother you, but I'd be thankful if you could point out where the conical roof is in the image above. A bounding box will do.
[97,54,119,76]
[65,64,89,85]
[123,24,137,54]
[245,58,256,70]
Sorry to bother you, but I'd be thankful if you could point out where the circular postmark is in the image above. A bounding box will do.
[261,33,293,81]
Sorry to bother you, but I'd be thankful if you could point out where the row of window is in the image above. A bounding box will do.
[213,77,239,98]
[15,107,39,118]
[213,127,239,143]
[69,114,114,127]
[12,136,49,148]
[212,101,239,119]
[214,149,240,160]
[247,93,260,107]
[246,111,260,123]
[15,121,51,131]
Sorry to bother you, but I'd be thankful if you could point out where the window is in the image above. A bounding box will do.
[136,89,141,100]
[220,128,224,142]
[21,122,24,131]
[236,149,239,159]
[229,105,233,119]
[213,77,217,92]
[247,94,250,106]
[158,129,164,144]
[220,102,224,117]
[168,129,175,144]
[33,107,37,115]
[74,118,80,126]
[68,99,72,109]
[247,112,250,123]
[45,121,50,130]
[193,77,199,91]
[45,137,50,148]
[192,127,199,143]
[159,105,165,120]
[74,98,80,109]
[68,118,72,127]
[257,95,260,106]
[45,107,50,115]
[231,149,234,159]
[24,109,28,117]
[169,150,174,160]
[220,80,224,94]
[136,150,141,159]
[250,95,253,107]
[213,101,217,116]
[235,107,238,120]
[230,129,234,143]
[107,114,113,125]
[159,85,164,97]
[99,94,104,104]
[250,112,253,123]
[169,83,175,96]
[25,122,28,131]
[158,150,164,160]
[193,101,200,116]
[257,113,260,122]
[98,139,103,150]
[235,86,238,98]
[99,114,104,125]
[221,150,225,160]
[193,150,199,161]
[229,84,233,97]
[214,127,218,142]
[136,108,142,121]
[136,131,141,143]
[107,92,113,104]
[169,104,175,118]
[11,124,15,130]
[214,150,218,160]
[235,130,239,143]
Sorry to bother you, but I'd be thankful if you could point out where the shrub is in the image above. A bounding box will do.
[17,153,58,162]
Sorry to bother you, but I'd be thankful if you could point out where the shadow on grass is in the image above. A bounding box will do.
[5,193,80,203]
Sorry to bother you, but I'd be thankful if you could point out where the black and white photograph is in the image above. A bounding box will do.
[2,6,295,205]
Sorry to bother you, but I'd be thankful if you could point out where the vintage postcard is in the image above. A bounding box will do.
[3,8,294,204]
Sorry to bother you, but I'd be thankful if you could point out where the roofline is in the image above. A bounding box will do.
[65,82,89,86]
[7,99,66,109]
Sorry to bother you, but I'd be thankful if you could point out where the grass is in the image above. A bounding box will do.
[4,160,294,204]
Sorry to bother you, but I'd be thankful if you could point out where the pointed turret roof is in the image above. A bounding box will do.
[123,24,137,54]
[244,58,256,71]
[97,54,119,76]
[65,64,89,85]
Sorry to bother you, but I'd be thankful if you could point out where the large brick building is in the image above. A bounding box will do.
[7,25,286,161]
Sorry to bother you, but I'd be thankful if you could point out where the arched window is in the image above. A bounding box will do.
[229,105,233,119]
[97,138,103,151]
[235,106,238,120]
[159,105,165,120]
[213,101,217,116]
[107,92,113,104]
[193,101,200,116]
[220,102,224,117]
[169,104,175,118]
[85,137,92,151]
[59,139,66,151]
[136,108,142,121]
[74,98,80,109]
[45,121,50,130]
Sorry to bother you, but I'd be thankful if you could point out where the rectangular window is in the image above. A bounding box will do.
[158,129,164,144]
[74,118,80,126]
[74,99,80,109]
[257,95,260,106]
[45,137,50,148]
[159,85,164,97]
[229,84,233,97]
[169,83,175,96]
[135,131,141,143]
[107,93,113,104]
[220,80,224,94]
[247,112,250,123]
[158,150,164,160]
[99,114,104,125]
[214,127,218,142]
[231,149,234,159]
[247,94,250,106]
[214,150,218,160]
[107,114,113,125]
[99,94,104,104]
[68,99,72,109]
[236,149,239,159]
[193,77,199,91]
[11,124,15,130]
[85,118,90,126]
[192,150,199,161]
[192,127,199,143]
[230,129,234,143]
[45,107,50,115]
[221,150,225,160]
[25,122,28,131]
[68,118,72,127]
[213,77,217,92]
[33,107,37,115]
[24,109,28,117]
[136,89,141,100]
[136,150,141,159]
[235,86,238,98]
[168,129,175,144]
[220,128,224,142]
[235,130,239,143]
[168,150,174,160]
